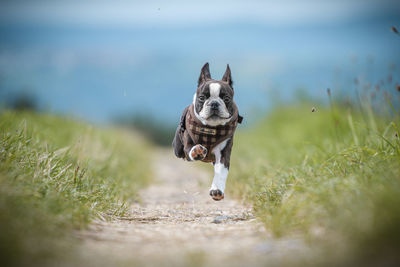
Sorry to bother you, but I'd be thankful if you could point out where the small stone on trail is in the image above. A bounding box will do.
[212,215,231,224]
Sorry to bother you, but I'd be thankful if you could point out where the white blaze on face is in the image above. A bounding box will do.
[196,82,231,126]
[209,83,221,98]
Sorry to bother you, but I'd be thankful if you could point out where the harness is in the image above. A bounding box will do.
[179,104,243,162]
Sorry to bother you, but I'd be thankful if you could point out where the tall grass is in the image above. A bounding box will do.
[230,91,400,264]
[0,111,152,266]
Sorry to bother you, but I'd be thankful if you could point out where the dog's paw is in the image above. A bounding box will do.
[189,144,208,161]
[209,189,224,201]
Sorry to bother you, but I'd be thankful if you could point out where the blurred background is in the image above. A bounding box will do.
[2,2,400,265]
[0,0,399,128]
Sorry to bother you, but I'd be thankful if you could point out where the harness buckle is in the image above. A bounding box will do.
[198,127,217,135]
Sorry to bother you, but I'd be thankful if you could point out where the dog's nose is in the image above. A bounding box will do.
[210,101,219,111]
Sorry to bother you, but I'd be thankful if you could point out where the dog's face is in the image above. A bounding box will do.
[193,63,235,126]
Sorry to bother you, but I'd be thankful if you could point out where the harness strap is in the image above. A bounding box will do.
[238,115,243,124]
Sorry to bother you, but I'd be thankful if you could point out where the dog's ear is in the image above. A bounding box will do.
[198,62,211,86]
[222,64,233,87]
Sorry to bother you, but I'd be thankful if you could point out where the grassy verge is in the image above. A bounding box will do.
[230,100,400,265]
[0,110,152,266]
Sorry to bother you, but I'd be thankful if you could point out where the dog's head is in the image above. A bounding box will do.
[193,63,235,126]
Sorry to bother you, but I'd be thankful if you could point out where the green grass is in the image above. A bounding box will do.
[0,110,152,266]
[230,100,400,265]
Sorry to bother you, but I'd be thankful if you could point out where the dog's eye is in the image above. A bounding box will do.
[198,95,205,102]
[223,96,231,103]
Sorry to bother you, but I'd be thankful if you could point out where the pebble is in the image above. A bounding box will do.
[212,215,231,224]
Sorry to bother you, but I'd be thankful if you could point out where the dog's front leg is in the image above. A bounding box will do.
[187,144,208,161]
[209,139,232,201]
[181,131,208,161]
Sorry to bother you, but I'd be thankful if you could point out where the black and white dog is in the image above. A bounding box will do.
[172,63,242,201]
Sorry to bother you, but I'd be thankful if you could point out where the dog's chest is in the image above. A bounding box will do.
[184,105,237,162]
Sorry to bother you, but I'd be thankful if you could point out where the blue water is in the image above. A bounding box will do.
[1,14,399,124]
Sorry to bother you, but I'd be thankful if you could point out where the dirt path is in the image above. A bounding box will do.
[78,149,306,266]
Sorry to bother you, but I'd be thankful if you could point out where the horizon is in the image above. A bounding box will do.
[0,0,399,123]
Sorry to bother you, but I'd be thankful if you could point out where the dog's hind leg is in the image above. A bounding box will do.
[209,138,232,201]
[172,127,185,158]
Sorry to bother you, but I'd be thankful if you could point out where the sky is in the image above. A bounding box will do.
[1,0,399,27]
[0,0,399,123]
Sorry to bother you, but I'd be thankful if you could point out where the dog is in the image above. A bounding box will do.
[172,62,242,201]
